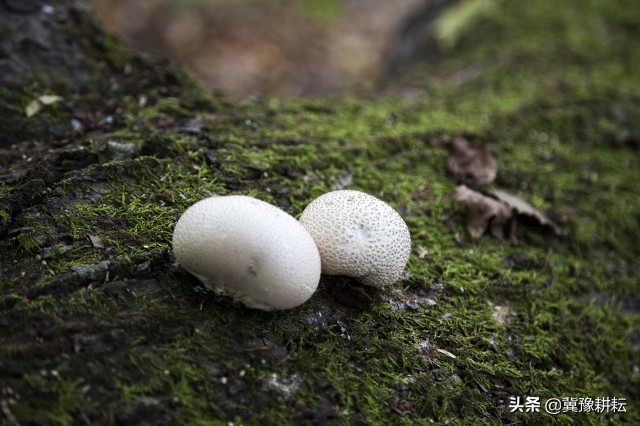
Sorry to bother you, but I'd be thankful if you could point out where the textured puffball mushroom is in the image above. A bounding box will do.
[299,190,411,287]
[172,196,321,311]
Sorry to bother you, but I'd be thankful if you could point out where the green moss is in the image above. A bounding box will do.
[15,216,51,254]
[0,207,10,228]
[15,375,88,426]
[23,295,58,315]
[64,8,135,73]
[294,0,344,25]
[0,87,27,116]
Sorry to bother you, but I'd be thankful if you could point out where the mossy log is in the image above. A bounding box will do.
[1,0,639,424]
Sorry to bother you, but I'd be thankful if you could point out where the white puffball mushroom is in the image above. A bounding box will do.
[299,190,411,287]
[172,196,321,311]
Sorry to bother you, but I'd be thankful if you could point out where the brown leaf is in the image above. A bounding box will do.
[434,135,497,185]
[452,185,514,240]
[88,234,104,248]
[452,185,562,240]
[25,95,63,117]
[489,301,513,325]
[488,189,562,235]
[25,100,42,117]
[413,244,428,259]
[38,95,63,105]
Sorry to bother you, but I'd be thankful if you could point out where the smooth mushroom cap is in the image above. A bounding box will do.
[172,196,321,311]
[299,190,411,287]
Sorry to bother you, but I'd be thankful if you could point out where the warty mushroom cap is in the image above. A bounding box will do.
[299,190,411,287]
[172,195,321,311]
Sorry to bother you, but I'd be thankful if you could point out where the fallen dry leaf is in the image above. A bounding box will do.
[452,185,561,240]
[452,185,514,240]
[488,189,562,235]
[88,234,104,248]
[25,100,42,117]
[25,95,63,117]
[433,135,497,185]
[413,244,428,259]
[38,95,63,105]
[489,301,513,325]
[436,348,457,359]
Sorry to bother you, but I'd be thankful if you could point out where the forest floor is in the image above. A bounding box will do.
[1,0,639,425]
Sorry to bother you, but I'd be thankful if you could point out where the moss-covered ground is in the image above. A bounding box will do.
[1,0,639,424]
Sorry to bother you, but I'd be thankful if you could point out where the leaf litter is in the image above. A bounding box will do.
[452,185,561,241]
[432,135,497,185]
[432,134,562,241]
[488,188,562,236]
[25,94,64,117]
[452,185,514,240]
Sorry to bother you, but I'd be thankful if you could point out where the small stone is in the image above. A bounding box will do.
[293,399,306,410]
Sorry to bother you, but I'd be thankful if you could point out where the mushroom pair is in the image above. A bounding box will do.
[172,190,411,311]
